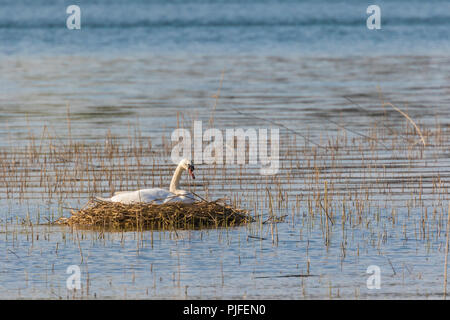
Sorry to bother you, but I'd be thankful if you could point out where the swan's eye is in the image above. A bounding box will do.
[187,164,195,179]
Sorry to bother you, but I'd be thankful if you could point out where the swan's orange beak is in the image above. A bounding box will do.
[188,165,195,179]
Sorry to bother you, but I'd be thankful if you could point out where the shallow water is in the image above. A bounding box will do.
[1,0,450,299]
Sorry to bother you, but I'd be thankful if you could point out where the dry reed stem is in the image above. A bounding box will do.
[377,86,426,146]
[382,102,426,147]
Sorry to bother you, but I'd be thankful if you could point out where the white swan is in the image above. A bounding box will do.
[96,158,196,204]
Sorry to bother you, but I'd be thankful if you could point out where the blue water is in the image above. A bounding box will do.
[0,0,449,56]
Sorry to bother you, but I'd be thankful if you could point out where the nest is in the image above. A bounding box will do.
[55,198,253,230]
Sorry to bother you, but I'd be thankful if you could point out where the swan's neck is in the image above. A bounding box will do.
[169,163,185,193]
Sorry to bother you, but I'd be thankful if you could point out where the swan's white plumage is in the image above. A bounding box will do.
[96,158,195,204]
[109,188,174,204]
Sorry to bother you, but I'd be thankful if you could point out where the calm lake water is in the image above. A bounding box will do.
[1,0,450,299]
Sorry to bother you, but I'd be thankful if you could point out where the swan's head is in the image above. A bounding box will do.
[180,158,195,179]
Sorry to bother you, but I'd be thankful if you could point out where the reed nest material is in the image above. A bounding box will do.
[56,199,253,230]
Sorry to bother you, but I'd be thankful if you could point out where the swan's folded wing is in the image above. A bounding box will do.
[140,188,173,203]
[110,188,174,204]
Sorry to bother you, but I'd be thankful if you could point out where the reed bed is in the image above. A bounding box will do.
[55,198,252,230]
[1,95,449,244]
